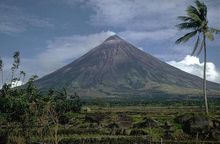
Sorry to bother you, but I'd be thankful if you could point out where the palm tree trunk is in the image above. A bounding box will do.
[203,35,208,115]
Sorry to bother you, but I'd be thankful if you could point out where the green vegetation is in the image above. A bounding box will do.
[176,0,220,114]
[0,52,83,144]
[2,103,220,143]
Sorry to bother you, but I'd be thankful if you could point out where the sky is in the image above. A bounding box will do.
[0,0,220,84]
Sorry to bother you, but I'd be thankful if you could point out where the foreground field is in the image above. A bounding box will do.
[1,105,220,144]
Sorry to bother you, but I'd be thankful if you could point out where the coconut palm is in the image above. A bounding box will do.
[176,0,220,114]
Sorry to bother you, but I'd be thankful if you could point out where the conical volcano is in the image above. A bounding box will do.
[36,35,220,98]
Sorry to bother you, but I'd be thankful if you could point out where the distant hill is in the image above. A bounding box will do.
[35,35,220,99]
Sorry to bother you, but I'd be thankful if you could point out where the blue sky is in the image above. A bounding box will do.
[0,0,220,83]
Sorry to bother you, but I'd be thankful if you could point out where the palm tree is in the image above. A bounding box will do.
[176,0,220,114]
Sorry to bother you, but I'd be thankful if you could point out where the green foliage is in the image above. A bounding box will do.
[0,52,83,143]
[175,0,219,51]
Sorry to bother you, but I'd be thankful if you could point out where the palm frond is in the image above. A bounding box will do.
[191,34,200,55]
[175,31,197,44]
[178,16,198,23]
[178,16,193,22]
[195,0,207,19]
[176,22,199,30]
[186,5,202,20]
[209,27,220,34]
[177,16,202,28]
[205,31,214,41]
[187,12,202,23]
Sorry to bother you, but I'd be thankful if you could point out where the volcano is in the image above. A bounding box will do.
[36,35,220,98]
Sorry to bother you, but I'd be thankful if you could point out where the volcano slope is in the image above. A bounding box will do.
[35,35,220,99]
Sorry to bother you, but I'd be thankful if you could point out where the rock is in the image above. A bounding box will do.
[85,113,105,125]
[133,117,158,128]
[111,113,133,128]
[178,114,213,138]
[174,114,192,124]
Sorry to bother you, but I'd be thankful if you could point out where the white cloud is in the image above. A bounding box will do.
[11,80,22,88]
[0,80,23,89]
[137,47,144,51]
[83,0,220,62]
[53,0,220,66]
[85,0,219,30]
[87,0,186,30]
[167,55,220,83]
[119,29,178,43]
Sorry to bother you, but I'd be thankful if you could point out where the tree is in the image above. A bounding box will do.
[19,71,26,85]
[0,57,3,87]
[26,75,39,101]
[11,51,20,83]
[175,0,220,114]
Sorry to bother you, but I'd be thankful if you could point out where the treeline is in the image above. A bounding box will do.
[0,52,83,144]
[85,97,220,107]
